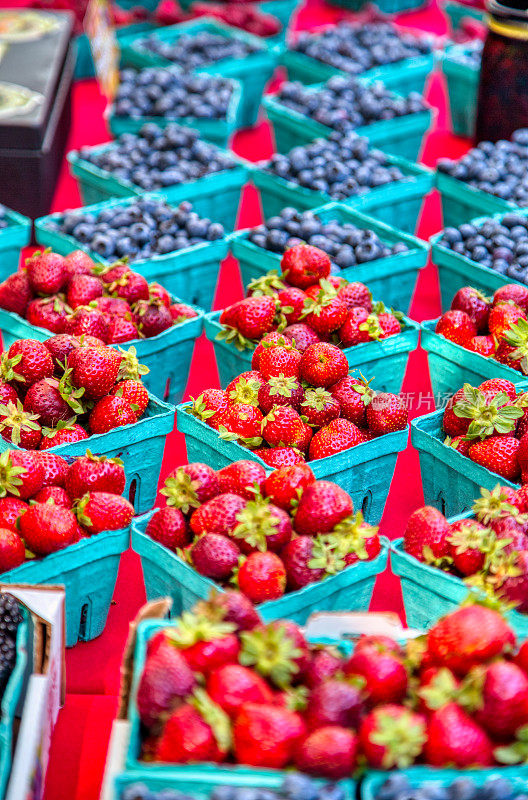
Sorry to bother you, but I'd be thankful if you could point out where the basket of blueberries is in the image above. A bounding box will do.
[252,132,434,235]
[231,202,429,313]
[67,122,248,231]
[264,75,432,162]
[431,210,528,311]
[363,770,528,800]
[436,128,528,228]
[108,67,242,148]
[0,204,31,279]
[441,41,482,140]
[282,22,434,96]
[35,195,229,310]
[118,19,278,129]
[327,0,428,13]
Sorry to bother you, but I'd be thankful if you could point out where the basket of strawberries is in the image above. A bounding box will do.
[132,459,388,623]
[0,248,203,405]
[0,449,134,646]
[204,244,419,392]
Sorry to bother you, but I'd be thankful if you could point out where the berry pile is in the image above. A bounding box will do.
[0,335,150,448]
[193,3,282,38]
[217,245,404,352]
[0,249,198,343]
[113,67,236,121]
[441,378,528,481]
[0,594,22,697]
[376,773,528,800]
[438,129,528,206]
[291,22,432,76]
[122,775,345,800]
[276,76,426,134]
[146,460,381,604]
[247,208,409,270]
[136,30,261,69]
[437,212,528,284]
[79,122,235,192]
[47,197,225,261]
[265,133,406,200]
[435,283,528,370]
[0,449,134,569]
[404,484,528,615]
[135,595,528,772]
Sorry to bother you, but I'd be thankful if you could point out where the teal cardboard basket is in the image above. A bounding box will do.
[281,47,434,95]
[35,194,231,310]
[231,202,429,314]
[177,403,408,522]
[264,90,433,161]
[441,43,481,139]
[437,171,513,229]
[252,156,434,235]
[132,509,389,621]
[0,609,28,798]
[118,19,278,128]
[204,310,420,392]
[0,206,31,281]
[0,299,204,406]
[444,1,487,32]
[174,0,297,43]
[107,77,242,148]
[67,144,248,232]
[362,767,528,800]
[391,535,528,638]
[0,529,130,648]
[75,23,158,80]
[411,408,518,518]
[328,0,427,9]
[421,319,528,398]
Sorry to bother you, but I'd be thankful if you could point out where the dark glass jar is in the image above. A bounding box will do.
[475,0,528,143]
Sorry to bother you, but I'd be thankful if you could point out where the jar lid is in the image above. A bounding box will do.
[487,0,528,22]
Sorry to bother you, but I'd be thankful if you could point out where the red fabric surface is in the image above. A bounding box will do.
[36,0,478,795]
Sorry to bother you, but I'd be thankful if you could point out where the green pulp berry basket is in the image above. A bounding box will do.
[444,1,487,32]
[107,77,242,148]
[441,44,481,139]
[264,91,433,161]
[411,408,519,518]
[35,193,231,311]
[362,766,528,800]
[0,299,204,406]
[252,157,434,235]
[75,23,157,80]
[132,510,389,622]
[0,529,130,648]
[437,172,513,229]
[0,395,175,516]
[421,319,528,399]
[177,403,408,523]
[391,535,528,638]
[118,19,278,129]
[0,206,31,281]
[67,145,248,232]
[281,47,435,95]
[204,310,420,392]
[0,608,28,798]
[231,201,429,314]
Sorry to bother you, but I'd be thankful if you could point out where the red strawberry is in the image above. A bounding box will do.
[366,392,408,434]
[489,302,527,338]
[468,436,520,481]
[280,244,331,289]
[148,282,171,308]
[191,533,241,579]
[145,507,189,551]
[26,296,69,334]
[263,463,314,510]
[161,463,219,513]
[26,250,66,294]
[134,301,173,338]
[451,287,490,331]
[108,269,149,304]
[257,375,304,415]
[378,312,401,338]
[226,371,264,407]
[497,550,528,613]
[403,506,451,563]
[299,387,340,427]
[345,644,408,704]
[277,287,306,325]
[294,480,353,535]
[0,271,33,316]
[338,282,372,311]
[0,527,25,571]
[516,640,528,674]
[217,460,266,500]
[356,635,402,656]
[261,406,311,450]
[169,302,198,323]
[93,296,130,317]
[258,346,302,380]
[443,388,472,437]
[251,332,290,370]
[39,422,88,449]
[359,705,426,769]
[66,274,104,309]
[65,452,125,499]
[23,378,74,427]
[494,283,528,310]
[339,307,372,347]
[168,614,240,676]
[240,620,309,684]
[109,380,149,418]
[190,494,247,538]
[232,498,292,553]
[65,307,109,341]
[468,335,496,357]
[424,703,493,767]
[0,497,28,531]
[305,649,343,688]
[282,323,321,352]
[207,664,273,718]
[189,389,228,428]
[237,551,286,603]
[89,395,137,434]
[75,491,134,534]
[308,418,365,459]
[305,677,364,730]
[155,696,229,763]
[435,309,477,345]
[299,342,348,388]
[196,589,260,632]
[0,401,42,449]
[225,295,277,341]
[44,334,82,371]
[19,502,79,555]
[445,434,472,457]
[63,250,95,278]
[479,378,518,403]
[296,726,357,779]
[33,486,72,507]
[474,660,528,738]
[0,450,44,499]
[448,519,490,576]
[68,345,121,400]
[221,403,263,443]
[233,703,306,768]
[136,638,196,728]
[303,293,348,336]
[106,315,139,344]
[0,382,17,409]
[280,535,326,590]
[4,339,54,386]
[330,375,373,426]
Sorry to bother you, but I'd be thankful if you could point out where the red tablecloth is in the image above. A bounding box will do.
[37,1,476,796]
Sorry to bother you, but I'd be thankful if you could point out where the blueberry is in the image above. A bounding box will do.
[375,773,411,800]
[280,774,319,800]
[211,788,237,800]
[481,779,515,800]
[316,787,346,800]
[121,784,153,800]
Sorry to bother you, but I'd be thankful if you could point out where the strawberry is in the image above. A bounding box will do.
[222,296,276,343]
[345,643,408,704]
[207,664,273,718]
[0,497,27,531]
[190,494,247,538]
[308,418,365,459]
[377,311,401,339]
[497,550,528,613]
[0,382,16,409]
[108,269,149,304]
[44,334,82,371]
[0,401,42,449]
[26,296,69,334]
[26,250,66,294]
[4,339,54,386]
[280,244,331,289]
[245,619,310,684]
[191,533,241,579]
[19,502,79,555]
[65,452,125,499]
[299,387,340,427]
[233,703,305,768]
[0,527,25,571]
[299,342,348,388]
[257,375,304,415]
[359,705,426,769]
[258,345,302,380]
[443,388,472,437]
[468,335,496,357]
[68,345,121,399]
[33,486,72,507]
[295,726,357,779]
[39,421,87,449]
[356,635,403,656]
[89,395,137,434]
[23,378,75,427]
[220,403,263,445]
[403,505,450,563]
[305,649,343,688]
[134,301,173,338]
[93,296,130,317]
[136,638,196,728]
[366,392,408,435]
[189,389,228,428]
[251,332,290,370]
[232,498,292,553]
[478,378,518,403]
[494,283,528,310]
[338,307,373,347]
[252,447,305,468]
[305,677,364,730]
[435,309,477,345]
[0,271,32,316]
[302,292,348,336]
[451,287,490,331]
[66,274,104,309]
[263,463,314,510]
[161,463,219,512]
[196,589,260,632]
[427,605,515,675]
[445,434,471,456]
[282,323,321,352]
[145,507,189,551]
[330,376,373,426]
[106,316,138,344]
[468,435,520,481]
[109,379,149,418]
[75,491,134,534]
[99,262,129,284]
[155,692,230,763]
[217,460,266,500]
[0,450,44,499]
[280,535,326,590]
[294,480,353,534]
[167,612,240,675]
[489,302,527,339]
[338,282,372,311]
[261,406,311,450]
[424,703,493,767]
[516,640,528,674]
[474,660,528,738]
[448,519,491,576]
[148,282,171,308]
[237,551,286,603]
[277,286,306,325]
[65,307,109,342]
[226,371,264,407]
[63,250,95,279]
[169,303,198,323]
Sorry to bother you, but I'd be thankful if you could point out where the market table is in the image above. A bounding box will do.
[35,0,476,796]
